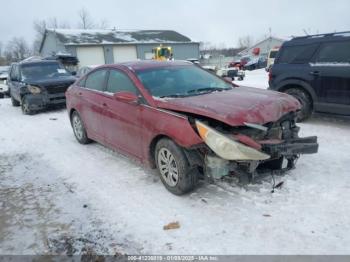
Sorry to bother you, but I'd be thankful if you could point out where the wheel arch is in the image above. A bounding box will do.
[277,79,317,103]
[148,134,174,168]
[69,108,77,124]
[148,134,204,170]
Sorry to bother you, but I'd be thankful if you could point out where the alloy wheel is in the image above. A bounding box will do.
[157,148,179,187]
[72,114,84,140]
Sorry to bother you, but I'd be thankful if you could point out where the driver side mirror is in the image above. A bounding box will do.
[11,76,18,82]
[113,91,138,104]
[223,76,233,82]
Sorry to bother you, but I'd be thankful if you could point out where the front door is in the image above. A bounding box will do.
[101,69,142,158]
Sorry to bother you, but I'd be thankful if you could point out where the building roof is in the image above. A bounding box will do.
[45,29,193,46]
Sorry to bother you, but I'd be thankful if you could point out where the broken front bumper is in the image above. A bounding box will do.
[203,136,318,183]
[262,136,318,157]
[24,93,66,111]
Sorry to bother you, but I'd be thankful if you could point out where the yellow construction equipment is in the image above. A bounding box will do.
[152,45,173,61]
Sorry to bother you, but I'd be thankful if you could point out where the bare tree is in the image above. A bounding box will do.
[47,17,71,29]
[237,35,254,49]
[48,17,59,29]
[99,19,109,29]
[59,21,71,29]
[32,20,47,54]
[34,20,47,36]
[5,37,31,62]
[32,18,71,54]
[78,8,95,29]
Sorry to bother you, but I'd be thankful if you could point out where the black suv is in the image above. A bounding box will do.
[269,31,350,121]
[8,59,76,114]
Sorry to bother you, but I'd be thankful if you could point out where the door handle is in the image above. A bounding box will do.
[310,71,320,76]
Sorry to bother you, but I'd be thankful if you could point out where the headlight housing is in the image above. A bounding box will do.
[27,85,41,94]
[195,120,270,161]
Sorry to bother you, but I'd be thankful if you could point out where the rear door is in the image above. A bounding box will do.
[78,69,108,141]
[100,69,142,158]
[312,40,350,112]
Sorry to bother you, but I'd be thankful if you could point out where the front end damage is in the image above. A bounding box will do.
[190,112,318,183]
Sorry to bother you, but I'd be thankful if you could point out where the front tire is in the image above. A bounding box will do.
[71,111,91,144]
[21,96,35,115]
[285,88,312,122]
[155,138,198,195]
[11,94,20,107]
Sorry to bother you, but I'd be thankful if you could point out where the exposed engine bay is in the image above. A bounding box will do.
[187,112,318,183]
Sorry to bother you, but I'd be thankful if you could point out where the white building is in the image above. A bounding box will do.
[238,36,286,57]
[39,29,200,67]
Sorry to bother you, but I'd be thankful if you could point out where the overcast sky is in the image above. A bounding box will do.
[0,0,349,48]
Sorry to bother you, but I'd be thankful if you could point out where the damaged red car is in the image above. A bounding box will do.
[66,61,318,195]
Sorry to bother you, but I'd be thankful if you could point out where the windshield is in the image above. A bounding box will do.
[158,48,171,58]
[136,65,232,98]
[21,63,71,80]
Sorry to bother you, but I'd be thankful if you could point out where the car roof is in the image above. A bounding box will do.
[117,60,193,71]
[18,60,60,66]
[285,31,350,46]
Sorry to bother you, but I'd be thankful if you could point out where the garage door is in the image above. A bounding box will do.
[76,47,105,67]
[113,46,137,63]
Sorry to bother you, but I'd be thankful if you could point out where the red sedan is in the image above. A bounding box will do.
[66,61,318,195]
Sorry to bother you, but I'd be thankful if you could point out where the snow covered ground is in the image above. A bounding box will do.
[1,70,350,255]
[236,68,269,89]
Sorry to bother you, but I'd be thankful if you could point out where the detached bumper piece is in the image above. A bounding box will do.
[262,136,318,156]
[204,136,318,184]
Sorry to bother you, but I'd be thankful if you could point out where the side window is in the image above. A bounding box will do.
[77,77,86,87]
[85,70,107,91]
[106,70,138,94]
[278,44,318,64]
[10,65,19,81]
[316,41,350,63]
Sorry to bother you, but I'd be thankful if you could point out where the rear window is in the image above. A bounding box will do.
[277,44,318,64]
[315,41,350,63]
[85,69,107,91]
[269,50,278,58]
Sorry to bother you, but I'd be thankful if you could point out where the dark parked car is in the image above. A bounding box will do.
[8,59,76,114]
[0,66,9,97]
[66,61,318,195]
[44,53,79,75]
[269,31,350,121]
[244,56,267,71]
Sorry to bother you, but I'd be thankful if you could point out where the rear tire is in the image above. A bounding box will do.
[11,95,20,107]
[71,111,91,144]
[155,138,198,195]
[285,88,312,122]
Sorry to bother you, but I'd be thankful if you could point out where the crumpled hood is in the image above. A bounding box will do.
[23,76,76,87]
[154,87,301,126]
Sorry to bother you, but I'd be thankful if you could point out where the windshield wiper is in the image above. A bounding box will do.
[159,94,186,98]
[186,87,230,94]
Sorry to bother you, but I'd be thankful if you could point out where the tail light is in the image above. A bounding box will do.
[268,69,272,82]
